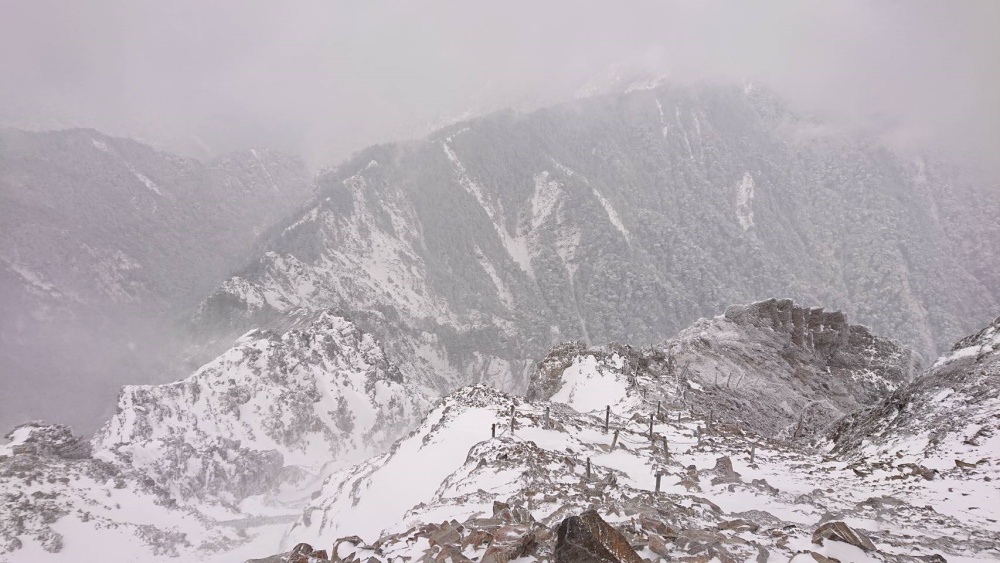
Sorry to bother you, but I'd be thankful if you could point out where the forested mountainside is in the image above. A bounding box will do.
[0,128,313,431]
[196,82,1000,398]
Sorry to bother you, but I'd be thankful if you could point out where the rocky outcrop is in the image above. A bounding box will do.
[526,299,916,439]
[554,510,643,563]
[92,311,429,505]
[666,299,918,439]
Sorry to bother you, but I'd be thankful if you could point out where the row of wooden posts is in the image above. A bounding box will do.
[489,402,759,491]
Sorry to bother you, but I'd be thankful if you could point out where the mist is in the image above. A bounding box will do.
[1,0,998,171]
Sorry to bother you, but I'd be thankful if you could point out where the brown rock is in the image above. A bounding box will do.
[287,542,313,563]
[554,510,643,563]
[811,521,877,552]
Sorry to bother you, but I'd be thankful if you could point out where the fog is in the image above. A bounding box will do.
[1,0,998,170]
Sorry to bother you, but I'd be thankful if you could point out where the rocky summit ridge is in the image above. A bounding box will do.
[258,301,998,562]
[1,300,997,562]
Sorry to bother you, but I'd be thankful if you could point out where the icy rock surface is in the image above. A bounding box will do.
[93,311,430,505]
[269,312,999,562]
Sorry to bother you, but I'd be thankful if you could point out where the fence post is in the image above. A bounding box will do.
[677,411,681,423]
[656,401,661,420]
[545,406,550,429]
[708,410,714,431]
[655,472,662,494]
[491,423,496,438]
[605,405,610,433]
[697,426,702,446]
[649,417,654,441]
[611,429,619,451]
[586,457,591,481]
[663,437,669,462]
[510,405,515,434]
[750,443,756,464]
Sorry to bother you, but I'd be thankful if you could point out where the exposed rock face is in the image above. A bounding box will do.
[92,311,429,505]
[192,83,1000,403]
[554,510,643,563]
[524,299,915,439]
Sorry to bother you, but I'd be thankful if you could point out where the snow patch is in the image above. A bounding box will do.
[736,172,756,230]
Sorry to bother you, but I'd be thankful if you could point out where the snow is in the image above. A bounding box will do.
[443,141,534,277]
[736,171,756,230]
[292,392,508,543]
[592,189,631,241]
[550,354,629,412]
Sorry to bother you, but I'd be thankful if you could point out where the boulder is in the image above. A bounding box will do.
[811,521,877,552]
[554,510,643,563]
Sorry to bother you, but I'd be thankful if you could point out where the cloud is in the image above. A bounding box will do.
[2,0,997,170]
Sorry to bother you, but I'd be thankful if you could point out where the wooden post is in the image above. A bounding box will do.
[586,457,591,480]
[663,437,669,462]
[655,472,662,494]
[491,423,496,438]
[697,426,702,446]
[605,405,610,433]
[649,417,654,441]
[750,443,756,464]
[677,411,681,423]
[708,410,714,431]
[510,405,515,434]
[656,401,661,420]
[611,429,619,451]
[545,406,550,429]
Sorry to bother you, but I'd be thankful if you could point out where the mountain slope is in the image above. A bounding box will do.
[1,312,429,561]
[0,128,314,432]
[93,312,430,506]
[831,314,1000,503]
[274,311,999,562]
[194,83,1000,400]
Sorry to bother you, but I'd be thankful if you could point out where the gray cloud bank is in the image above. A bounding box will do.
[2,0,998,170]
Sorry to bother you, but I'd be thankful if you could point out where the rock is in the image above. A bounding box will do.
[710,456,742,485]
[554,510,643,563]
[287,542,314,563]
[811,521,877,552]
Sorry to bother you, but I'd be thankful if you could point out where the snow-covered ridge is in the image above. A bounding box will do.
[267,314,1000,561]
[93,312,430,505]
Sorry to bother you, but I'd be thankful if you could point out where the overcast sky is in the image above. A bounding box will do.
[1,0,997,170]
